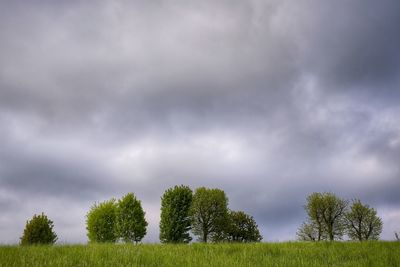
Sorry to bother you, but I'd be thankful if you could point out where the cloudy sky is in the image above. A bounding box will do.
[1,0,400,243]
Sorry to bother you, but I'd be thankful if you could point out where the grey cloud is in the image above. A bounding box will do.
[1,0,400,243]
[289,0,400,88]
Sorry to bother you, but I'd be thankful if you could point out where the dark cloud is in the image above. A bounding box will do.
[0,0,400,243]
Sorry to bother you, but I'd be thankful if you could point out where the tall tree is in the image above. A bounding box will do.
[86,199,118,243]
[20,213,57,245]
[116,193,148,243]
[345,199,382,241]
[159,185,193,243]
[226,210,262,242]
[190,187,229,243]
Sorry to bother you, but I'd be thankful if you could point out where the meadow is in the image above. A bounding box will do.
[0,242,399,267]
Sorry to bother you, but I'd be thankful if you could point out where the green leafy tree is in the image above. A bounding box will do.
[345,199,382,241]
[302,192,347,241]
[304,193,325,241]
[321,193,348,241]
[226,210,262,242]
[20,213,57,245]
[86,199,118,243]
[116,193,148,243]
[159,185,193,243]
[190,187,229,243]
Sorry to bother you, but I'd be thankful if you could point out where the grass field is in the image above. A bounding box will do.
[0,242,399,267]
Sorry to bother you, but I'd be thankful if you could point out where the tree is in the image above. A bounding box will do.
[226,210,262,242]
[304,193,326,241]
[345,199,382,241]
[297,221,321,241]
[159,185,193,243]
[395,232,399,241]
[116,193,148,243]
[190,187,229,243]
[321,193,348,241]
[20,213,57,245]
[302,192,347,241]
[86,199,118,243]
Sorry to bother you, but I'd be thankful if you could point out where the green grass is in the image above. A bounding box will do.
[0,242,399,267]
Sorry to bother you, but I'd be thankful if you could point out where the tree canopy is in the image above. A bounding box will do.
[345,199,382,241]
[190,187,229,243]
[301,192,347,241]
[226,210,262,242]
[86,199,118,243]
[116,193,148,243]
[159,185,193,243]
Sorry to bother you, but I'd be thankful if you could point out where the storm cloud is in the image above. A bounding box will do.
[0,0,399,243]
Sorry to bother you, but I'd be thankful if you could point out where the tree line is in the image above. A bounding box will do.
[19,189,390,245]
[19,185,262,245]
[84,186,262,244]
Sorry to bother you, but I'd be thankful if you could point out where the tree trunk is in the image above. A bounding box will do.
[203,231,207,243]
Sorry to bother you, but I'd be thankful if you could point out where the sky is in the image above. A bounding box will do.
[0,0,400,244]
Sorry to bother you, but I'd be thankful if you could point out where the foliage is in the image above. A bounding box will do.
[190,187,229,243]
[345,199,382,241]
[159,185,193,243]
[1,242,400,267]
[320,192,348,241]
[303,192,347,241]
[86,199,118,243]
[116,193,148,243]
[20,213,57,245]
[226,211,262,242]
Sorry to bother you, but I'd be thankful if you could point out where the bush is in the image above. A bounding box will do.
[20,213,57,245]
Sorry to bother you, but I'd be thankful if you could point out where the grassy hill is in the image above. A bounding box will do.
[0,242,399,267]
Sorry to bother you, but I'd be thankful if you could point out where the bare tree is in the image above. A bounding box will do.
[297,221,325,241]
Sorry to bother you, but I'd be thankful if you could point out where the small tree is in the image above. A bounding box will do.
[190,187,229,243]
[297,221,322,241]
[116,193,148,243]
[345,199,382,241]
[395,232,399,241]
[20,213,57,245]
[304,193,325,241]
[86,199,118,243]
[160,185,193,243]
[226,211,262,242]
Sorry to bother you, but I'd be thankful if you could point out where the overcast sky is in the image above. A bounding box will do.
[0,0,400,244]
